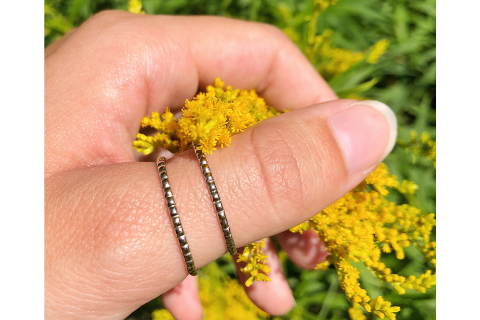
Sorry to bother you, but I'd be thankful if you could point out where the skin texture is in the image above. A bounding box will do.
[45,11,393,320]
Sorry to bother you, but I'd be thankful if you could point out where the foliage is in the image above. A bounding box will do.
[45,0,436,319]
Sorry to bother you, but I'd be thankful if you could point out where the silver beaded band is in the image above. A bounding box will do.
[193,145,237,255]
[156,157,198,276]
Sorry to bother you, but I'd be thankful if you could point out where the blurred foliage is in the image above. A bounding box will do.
[45,0,435,319]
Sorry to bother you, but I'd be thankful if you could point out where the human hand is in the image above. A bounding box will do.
[45,11,396,320]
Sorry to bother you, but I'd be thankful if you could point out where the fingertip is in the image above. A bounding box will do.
[328,100,397,176]
[246,279,296,316]
[235,239,296,316]
[349,100,398,161]
[277,230,329,270]
[162,276,204,320]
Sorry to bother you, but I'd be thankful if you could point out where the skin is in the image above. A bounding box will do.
[45,11,392,320]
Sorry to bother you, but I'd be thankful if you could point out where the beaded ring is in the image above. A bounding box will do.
[193,145,237,255]
[157,157,198,276]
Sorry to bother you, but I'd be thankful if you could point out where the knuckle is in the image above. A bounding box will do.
[249,123,307,218]
[71,10,154,71]
[84,9,130,27]
[260,22,298,51]
[257,22,289,42]
[80,10,145,48]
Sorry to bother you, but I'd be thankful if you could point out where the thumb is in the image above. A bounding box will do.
[45,98,396,319]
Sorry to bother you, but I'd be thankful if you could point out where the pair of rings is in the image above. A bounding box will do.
[156,144,236,276]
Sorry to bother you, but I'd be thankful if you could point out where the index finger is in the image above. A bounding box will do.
[45,11,337,178]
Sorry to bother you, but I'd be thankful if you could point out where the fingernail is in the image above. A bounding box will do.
[328,100,397,175]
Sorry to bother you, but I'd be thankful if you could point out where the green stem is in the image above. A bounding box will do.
[318,274,339,320]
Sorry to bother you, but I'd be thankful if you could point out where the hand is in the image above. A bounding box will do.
[45,11,396,320]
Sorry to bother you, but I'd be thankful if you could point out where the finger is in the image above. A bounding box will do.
[161,276,203,320]
[44,28,77,58]
[45,99,397,319]
[235,238,295,316]
[277,230,329,270]
[45,11,337,178]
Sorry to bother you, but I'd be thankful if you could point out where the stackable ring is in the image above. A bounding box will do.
[193,144,237,255]
[156,157,198,276]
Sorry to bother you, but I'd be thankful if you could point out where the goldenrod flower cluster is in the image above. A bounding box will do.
[278,0,389,82]
[290,163,436,320]
[134,108,180,154]
[303,30,390,80]
[314,0,340,12]
[151,309,174,320]
[44,3,73,38]
[396,179,419,195]
[397,130,436,168]
[236,239,271,287]
[127,0,145,14]
[133,78,280,155]
[367,39,390,64]
[306,30,365,79]
[349,296,400,320]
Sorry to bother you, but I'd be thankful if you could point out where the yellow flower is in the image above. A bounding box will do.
[151,309,174,320]
[367,39,389,64]
[365,163,399,195]
[44,4,73,38]
[349,306,367,320]
[368,296,401,320]
[128,0,145,14]
[150,262,270,320]
[236,239,271,287]
[289,221,310,234]
[291,163,435,320]
[133,78,280,155]
[307,30,365,79]
[396,179,419,194]
[397,130,436,168]
[314,0,340,12]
